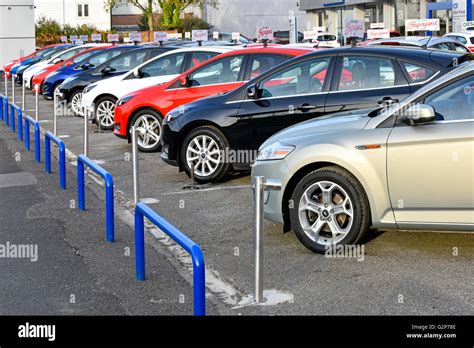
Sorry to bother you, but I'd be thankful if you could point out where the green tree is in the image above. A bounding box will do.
[105,0,219,31]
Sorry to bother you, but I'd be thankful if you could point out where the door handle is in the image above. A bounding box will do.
[378,97,399,105]
[297,103,318,111]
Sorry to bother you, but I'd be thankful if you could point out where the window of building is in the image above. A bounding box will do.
[78,4,89,17]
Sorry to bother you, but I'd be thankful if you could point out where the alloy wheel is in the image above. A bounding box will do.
[186,135,222,177]
[71,92,83,116]
[298,181,354,246]
[96,100,115,128]
[134,114,162,150]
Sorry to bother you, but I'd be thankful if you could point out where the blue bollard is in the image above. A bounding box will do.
[17,108,23,141]
[44,131,66,190]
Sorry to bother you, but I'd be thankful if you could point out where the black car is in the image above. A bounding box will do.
[58,46,176,115]
[161,46,470,183]
[272,30,304,44]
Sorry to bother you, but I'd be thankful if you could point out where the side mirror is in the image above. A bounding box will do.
[80,62,92,70]
[402,104,436,126]
[101,66,112,76]
[246,84,259,99]
[180,75,189,87]
[133,68,143,78]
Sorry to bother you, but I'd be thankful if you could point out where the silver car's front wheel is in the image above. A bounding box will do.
[70,91,83,116]
[130,108,163,152]
[298,181,353,246]
[95,98,116,130]
[290,166,370,253]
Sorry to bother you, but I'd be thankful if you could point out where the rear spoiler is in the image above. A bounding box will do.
[429,51,474,67]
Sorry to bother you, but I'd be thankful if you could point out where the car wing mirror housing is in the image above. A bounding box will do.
[180,75,190,87]
[133,68,143,78]
[402,104,436,126]
[101,66,112,76]
[246,84,260,99]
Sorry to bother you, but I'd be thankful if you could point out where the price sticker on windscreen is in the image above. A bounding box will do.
[192,30,208,42]
[154,31,168,42]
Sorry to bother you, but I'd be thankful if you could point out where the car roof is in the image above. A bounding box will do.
[371,36,463,46]
[445,31,474,36]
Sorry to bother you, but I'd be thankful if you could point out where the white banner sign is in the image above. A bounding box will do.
[69,35,78,43]
[154,31,168,42]
[129,32,142,42]
[192,30,208,42]
[304,30,319,41]
[367,29,390,39]
[232,32,240,41]
[370,22,385,29]
[167,32,182,39]
[257,26,274,41]
[80,35,89,42]
[405,19,440,32]
[91,33,102,42]
[213,31,219,39]
[462,20,474,29]
[107,33,119,42]
[184,32,191,39]
[344,19,365,38]
[60,36,68,43]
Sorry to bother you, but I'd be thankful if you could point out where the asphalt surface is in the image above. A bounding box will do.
[0,83,472,315]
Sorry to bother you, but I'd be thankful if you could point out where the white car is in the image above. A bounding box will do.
[81,46,236,129]
[443,32,474,52]
[23,44,107,89]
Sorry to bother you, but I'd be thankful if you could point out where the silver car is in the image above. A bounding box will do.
[251,62,474,253]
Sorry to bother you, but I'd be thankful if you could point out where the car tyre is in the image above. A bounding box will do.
[289,166,370,254]
[95,96,117,130]
[180,126,231,184]
[130,109,163,152]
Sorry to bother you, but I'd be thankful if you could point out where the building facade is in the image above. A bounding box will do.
[34,0,112,30]
[299,0,472,37]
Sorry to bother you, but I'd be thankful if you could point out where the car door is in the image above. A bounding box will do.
[171,54,246,107]
[235,55,335,152]
[325,54,411,114]
[387,73,474,228]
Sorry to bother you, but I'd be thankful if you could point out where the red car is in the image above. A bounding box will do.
[113,46,315,152]
[3,44,62,79]
[31,46,110,94]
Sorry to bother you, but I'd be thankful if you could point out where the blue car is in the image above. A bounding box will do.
[42,45,133,99]
[11,45,75,82]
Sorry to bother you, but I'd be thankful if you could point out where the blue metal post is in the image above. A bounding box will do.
[17,108,23,141]
[135,209,146,281]
[4,97,8,126]
[192,244,206,316]
[10,104,15,132]
[59,141,66,189]
[78,160,85,211]
[45,135,51,173]
[34,121,40,163]
[0,96,3,121]
[77,155,114,242]
[468,0,472,21]
[25,117,30,151]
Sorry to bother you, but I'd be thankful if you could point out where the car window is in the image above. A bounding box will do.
[140,52,186,78]
[338,56,399,91]
[71,51,94,64]
[424,74,474,121]
[318,35,336,41]
[259,57,331,98]
[453,42,469,52]
[108,51,147,72]
[450,35,468,45]
[189,55,244,86]
[401,62,436,83]
[86,51,116,66]
[149,49,168,58]
[432,43,451,51]
[57,47,86,61]
[190,51,219,68]
[249,54,290,79]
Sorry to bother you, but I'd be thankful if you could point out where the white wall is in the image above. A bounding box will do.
[0,0,36,67]
[206,0,306,37]
[34,0,111,30]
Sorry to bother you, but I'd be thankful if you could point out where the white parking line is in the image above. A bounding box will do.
[162,184,251,196]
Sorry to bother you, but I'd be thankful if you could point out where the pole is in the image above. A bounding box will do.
[131,126,139,204]
[35,84,39,121]
[4,73,8,98]
[53,89,58,136]
[83,106,89,156]
[11,75,15,104]
[22,79,25,111]
[254,176,264,303]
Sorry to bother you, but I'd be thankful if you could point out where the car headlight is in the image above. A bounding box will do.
[257,142,295,161]
[117,95,134,106]
[83,84,97,94]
